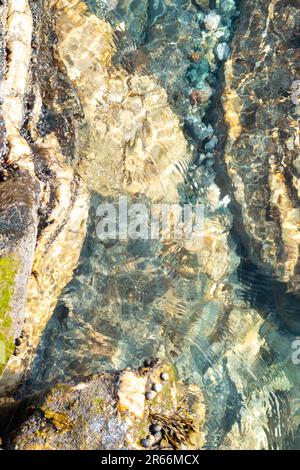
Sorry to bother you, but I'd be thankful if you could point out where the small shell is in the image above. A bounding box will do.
[160,372,169,381]
[152,383,163,393]
[150,423,162,434]
[145,391,156,400]
[144,357,154,367]
[141,438,151,448]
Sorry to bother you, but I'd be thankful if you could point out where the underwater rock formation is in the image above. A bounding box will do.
[4,362,205,450]
[222,0,300,294]
[51,0,189,202]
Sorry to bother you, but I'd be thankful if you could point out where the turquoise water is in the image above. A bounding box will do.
[21,0,300,449]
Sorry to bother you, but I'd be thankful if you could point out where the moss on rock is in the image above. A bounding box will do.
[0,256,19,378]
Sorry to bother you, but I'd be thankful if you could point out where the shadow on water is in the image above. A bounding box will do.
[236,248,300,335]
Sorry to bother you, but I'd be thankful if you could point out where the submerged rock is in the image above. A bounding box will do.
[51,0,190,203]
[221,0,300,295]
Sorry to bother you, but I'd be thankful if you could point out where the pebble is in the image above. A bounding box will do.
[189,88,212,106]
[205,135,218,151]
[152,383,163,393]
[205,12,221,31]
[185,116,214,141]
[291,80,300,105]
[292,92,300,106]
[160,372,169,381]
[216,30,225,39]
[216,43,230,61]
[15,338,22,347]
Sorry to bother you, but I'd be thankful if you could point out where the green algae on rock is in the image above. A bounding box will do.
[0,257,19,377]
[0,168,41,396]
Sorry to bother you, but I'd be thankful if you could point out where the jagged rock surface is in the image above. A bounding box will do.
[4,362,205,450]
[0,0,89,396]
[0,0,41,382]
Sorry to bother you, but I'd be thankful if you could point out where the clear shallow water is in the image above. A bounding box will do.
[22,0,300,449]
